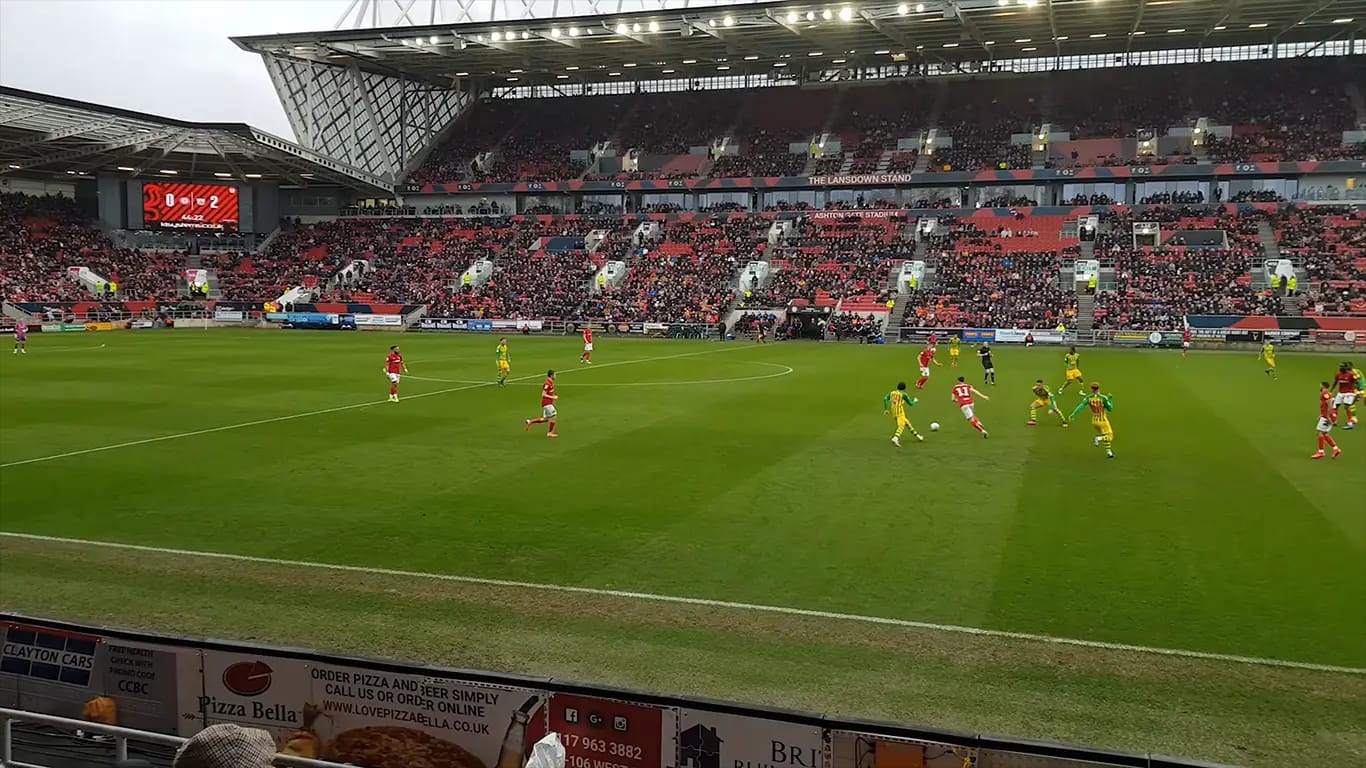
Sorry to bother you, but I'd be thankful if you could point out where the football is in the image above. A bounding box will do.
[930,422,940,431]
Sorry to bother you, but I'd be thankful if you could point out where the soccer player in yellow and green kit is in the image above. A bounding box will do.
[1348,361,1363,428]
[883,382,922,447]
[495,337,511,386]
[948,335,961,368]
[1260,340,1277,379]
[1058,347,1084,394]
[1028,379,1067,426]
[1069,382,1115,459]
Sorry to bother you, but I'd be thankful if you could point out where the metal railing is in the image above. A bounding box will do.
[0,708,350,768]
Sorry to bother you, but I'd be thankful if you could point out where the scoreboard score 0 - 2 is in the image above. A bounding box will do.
[142,183,239,231]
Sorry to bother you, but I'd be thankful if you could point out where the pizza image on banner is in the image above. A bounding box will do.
[829,730,971,768]
[678,709,823,768]
[0,621,184,734]
[550,693,676,768]
[185,650,546,768]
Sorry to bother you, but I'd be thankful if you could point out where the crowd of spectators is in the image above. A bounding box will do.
[9,186,1365,328]
[1272,205,1366,314]
[982,194,1037,208]
[887,151,919,173]
[1201,60,1361,163]
[1229,190,1285,203]
[1139,190,1205,205]
[1093,248,1279,329]
[406,100,522,185]
[1066,194,1117,205]
[1087,206,1278,328]
[618,90,743,156]
[828,312,882,340]
[752,218,907,305]
[707,89,833,178]
[405,59,1362,186]
[578,219,759,323]
[731,311,780,337]
[1049,67,1195,139]
[926,80,1037,174]
[903,250,1075,329]
[0,193,181,301]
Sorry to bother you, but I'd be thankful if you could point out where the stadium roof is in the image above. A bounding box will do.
[0,86,391,193]
[233,0,1366,88]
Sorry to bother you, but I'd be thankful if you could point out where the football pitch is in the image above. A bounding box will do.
[1,329,1363,765]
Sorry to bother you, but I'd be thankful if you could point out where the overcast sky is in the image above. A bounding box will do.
[0,0,344,140]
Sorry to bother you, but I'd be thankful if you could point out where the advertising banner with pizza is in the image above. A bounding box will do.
[549,693,677,768]
[829,730,971,768]
[187,650,548,768]
[0,620,187,734]
[678,709,824,768]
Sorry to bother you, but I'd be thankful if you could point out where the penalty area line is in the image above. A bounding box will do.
[0,344,752,469]
[0,531,1360,676]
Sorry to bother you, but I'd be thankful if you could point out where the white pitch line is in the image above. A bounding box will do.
[406,361,794,388]
[0,344,750,469]
[5,343,107,354]
[1,531,1360,676]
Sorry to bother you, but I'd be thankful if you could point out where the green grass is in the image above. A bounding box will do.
[1,329,1364,765]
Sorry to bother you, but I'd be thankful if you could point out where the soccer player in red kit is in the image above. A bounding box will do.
[1332,362,1359,428]
[1181,328,1192,358]
[579,326,594,364]
[951,376,990,438]
[915,346,941,389]
[1313,381,1342,459]
[383,345,407,402]
[525,369,559,438]
[927,332,938,351]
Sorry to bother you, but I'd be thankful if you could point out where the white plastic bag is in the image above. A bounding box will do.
[525,733,566,768]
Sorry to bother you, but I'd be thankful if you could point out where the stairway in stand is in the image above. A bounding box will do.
[1075,292,1096,345]
[1283,293,1304,316]
[1257,220,1282,261]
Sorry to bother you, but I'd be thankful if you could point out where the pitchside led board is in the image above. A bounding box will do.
[141,182,239,232]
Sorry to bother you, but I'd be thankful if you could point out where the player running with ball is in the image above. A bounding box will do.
[950,377,990,438]
[883,382,922,447]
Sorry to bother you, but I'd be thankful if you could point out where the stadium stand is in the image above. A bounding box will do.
[753,216,907,307]
[902,213,1078,328]
[709,88,835,178]
[404,59,1363,185]
[926,79,1038,173]
[578,218,758,322]
[0,192,181,301]
[1274,205,1366,315]
[1090,207,1280,329]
